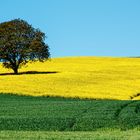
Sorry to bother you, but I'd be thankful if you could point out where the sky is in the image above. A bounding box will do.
[0,0,140,57]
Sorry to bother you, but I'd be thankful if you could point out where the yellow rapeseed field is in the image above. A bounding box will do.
[1,57,140,100]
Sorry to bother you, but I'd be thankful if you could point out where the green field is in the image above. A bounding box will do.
[0,94,140,139]
[0,130,140,140]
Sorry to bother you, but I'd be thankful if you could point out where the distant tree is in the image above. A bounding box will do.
[0,19,50,74]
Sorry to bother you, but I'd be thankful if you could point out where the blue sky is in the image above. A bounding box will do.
[0,0,140,57]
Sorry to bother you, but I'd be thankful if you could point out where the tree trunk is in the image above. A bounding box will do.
[13,67,18,74]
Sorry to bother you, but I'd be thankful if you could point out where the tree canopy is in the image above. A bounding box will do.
[0,19,50,74]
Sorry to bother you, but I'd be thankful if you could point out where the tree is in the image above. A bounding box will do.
[0,19,50,74]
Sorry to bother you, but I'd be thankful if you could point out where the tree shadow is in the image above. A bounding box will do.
[0,71,59,76]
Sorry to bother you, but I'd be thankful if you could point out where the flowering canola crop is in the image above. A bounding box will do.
[0,57,140,100]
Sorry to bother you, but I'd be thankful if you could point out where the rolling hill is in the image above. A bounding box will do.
[0,57,140,100]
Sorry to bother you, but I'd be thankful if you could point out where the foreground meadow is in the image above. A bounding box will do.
[0,57,140,100]
[0,94,140,139]
[0,94,140,131]
[1,130,140,140]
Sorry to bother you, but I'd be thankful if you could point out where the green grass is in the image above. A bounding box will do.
[0,94,140,131]
[0,130,140,140]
